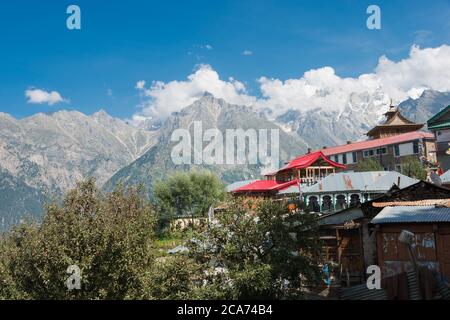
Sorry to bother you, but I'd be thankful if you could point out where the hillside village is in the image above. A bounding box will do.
[225,103,450,299]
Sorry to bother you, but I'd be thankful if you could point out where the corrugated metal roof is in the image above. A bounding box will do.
[366,172,418,191]
[319,207,364,226]
[279,171,418,195]
[226,180,257,192]
[440,170,450,183]
[371,206,450,224]
[372,199,450,208]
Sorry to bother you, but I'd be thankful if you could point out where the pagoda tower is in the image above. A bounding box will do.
[366,105,424,139]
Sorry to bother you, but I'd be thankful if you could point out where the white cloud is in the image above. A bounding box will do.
[25,88,67,105]
[135,80,146,90]
[132,64,256,122]
[242,50,253,56]
[257,44,450,116]
[132,45,450,122]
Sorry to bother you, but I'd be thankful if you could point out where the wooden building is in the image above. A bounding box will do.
[266,151,346,185]
[310,105,436,172]
[230,151,345,198]
[318,181,450,287]
[366,106,424,139]
[278,171,418,214]
[371,203,450,280]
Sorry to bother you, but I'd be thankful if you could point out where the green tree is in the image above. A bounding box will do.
[356,158,384,172]
[401,156,427,180]
[0,179,157,300]
[143,255,201,300]
[153,170,227,228]
[188,199,322,299]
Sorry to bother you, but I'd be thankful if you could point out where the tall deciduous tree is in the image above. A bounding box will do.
[401,156,427,180]
[153,170,227,226]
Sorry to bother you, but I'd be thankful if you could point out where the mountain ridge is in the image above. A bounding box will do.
[1,89,449,230]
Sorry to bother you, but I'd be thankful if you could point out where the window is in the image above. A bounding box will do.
[334,155,339,163]
[335,195,347,211]
[308,196,320,212]
[394,145,400,157]
[364,147,387,158]
[413,141,419,154]
[342,153,347,164]
[352,152,357,163]
[322,196,332,212]
[350,194,361,207]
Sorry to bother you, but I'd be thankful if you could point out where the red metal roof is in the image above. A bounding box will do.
[232,179,301,193]
[279,151,346,172]
[316,131,434,156]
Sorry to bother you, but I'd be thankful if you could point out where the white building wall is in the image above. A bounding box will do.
[398,142,414,156]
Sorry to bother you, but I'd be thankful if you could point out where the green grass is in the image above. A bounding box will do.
[154,231,194,257]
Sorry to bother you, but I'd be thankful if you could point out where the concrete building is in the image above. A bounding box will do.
[427,105,450,171]
[278,171,418,214]
[313,106,436,172]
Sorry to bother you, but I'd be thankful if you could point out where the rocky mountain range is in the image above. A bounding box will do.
[274,90,450,149]
[103,93,308,195]
[1,89,449,230]
[0,110,157,230]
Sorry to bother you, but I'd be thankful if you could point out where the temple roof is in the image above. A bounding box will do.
[366,106,424,138]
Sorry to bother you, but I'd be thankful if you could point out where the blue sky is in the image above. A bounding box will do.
[0,0,449,119]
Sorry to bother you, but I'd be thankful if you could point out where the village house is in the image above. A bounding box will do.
[318,180,450,290]
[371,201,450,281]
[228,105,440,199]
[427,105,450,171]
[314,106,436,172]
[278,171,418,214]
[230,151,346,197]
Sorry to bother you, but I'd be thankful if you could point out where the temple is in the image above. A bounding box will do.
[366,105,424,139]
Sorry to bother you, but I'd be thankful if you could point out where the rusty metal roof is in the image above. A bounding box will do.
[372,199,450,208]
[371,206,450,224]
